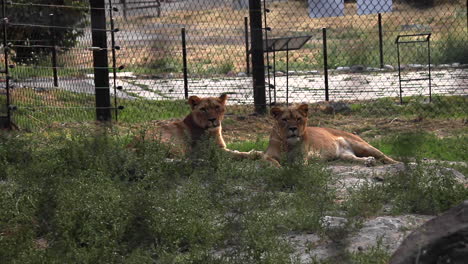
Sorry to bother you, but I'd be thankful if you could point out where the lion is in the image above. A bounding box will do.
[131,94,259,159]
[263,103,398,166]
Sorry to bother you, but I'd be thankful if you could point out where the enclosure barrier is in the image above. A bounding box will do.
[0,0,466,130]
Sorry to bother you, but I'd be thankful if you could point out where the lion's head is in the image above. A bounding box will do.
[270,103,309,145]
[188,94,228,129]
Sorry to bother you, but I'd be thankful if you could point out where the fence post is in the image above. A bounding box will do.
[49,13,58,87]
[181,28,188,99]
[90,0,112,122]
[244,17,250,75]
[378,13,384,68]
[1,0,11,129]
[108,0,119,121]
[249,0,266,114]
[122,0,127,20]
[322,28,329,102]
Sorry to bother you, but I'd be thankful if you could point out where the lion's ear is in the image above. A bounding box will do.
[297,103,309,117]
[218,93,228,105]
[188,96,201,108]
[270,106,283,119]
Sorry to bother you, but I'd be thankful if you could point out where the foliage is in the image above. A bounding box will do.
[371,131,467,161]
[3,0,88,64]
[0,129,337,263]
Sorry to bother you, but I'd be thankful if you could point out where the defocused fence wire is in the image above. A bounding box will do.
[0,0,466,130]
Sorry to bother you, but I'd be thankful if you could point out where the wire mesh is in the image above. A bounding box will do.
[0,0,466,130]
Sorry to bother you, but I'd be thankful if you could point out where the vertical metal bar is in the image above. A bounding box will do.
[181,28,189,99]
[249,0,266,114]
[286,43,289,106]
[50,13,58,87]
[427,38,432,102]
[263,0,272,107]
[90,0,111,122]
[397,42,403,104]
[273,50,276,103]
[122,0,127,21]
[244,17,250,75]
[108,0,119,121]
[322,28,329,102]
[378,13,384,68]
[2,0,11,129]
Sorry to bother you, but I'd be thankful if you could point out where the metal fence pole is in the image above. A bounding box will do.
[378,13,384,68]
[1,0,11,129]
[249,0,266,114]
[428,36,432,103]
[181,27,189,99]
[50,13,58,87]
[322,28,329,102]
[108,0,119,121]
[122,0,127,21]
[90,0,111,122]
[244,17,250,75]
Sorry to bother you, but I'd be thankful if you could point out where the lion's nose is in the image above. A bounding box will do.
[208,118,216,123]
[289,127,297,132]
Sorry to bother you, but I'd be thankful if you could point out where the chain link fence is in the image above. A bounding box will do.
[0,0,466,130]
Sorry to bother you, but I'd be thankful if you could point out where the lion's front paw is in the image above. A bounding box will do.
[247,150,264,159]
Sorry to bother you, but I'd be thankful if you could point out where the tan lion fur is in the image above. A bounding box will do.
[131,94,261,159]
[264,103,398,166]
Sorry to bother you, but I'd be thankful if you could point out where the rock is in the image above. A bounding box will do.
[452,62,461,67]
[367,67,382,72]
[347,215,433,254]
[237,72,248,77]
[322,216,348,229]
[226,71,236,77]
[275,71,285,77]
[336,66,350,72]
[389,200,468,264]
[384,64,395,71]
[288,71,297,76]
[307,70,320,75]
[328,162,467,200]
[350,65,366,73]
[437,64,451,69]
[408,64,423,70]
[289,215,432,262]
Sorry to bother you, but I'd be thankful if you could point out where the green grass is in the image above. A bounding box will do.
[371,132,468,162]
[0,126,466,263]
[350,95,467,119]
[227,138,269,152]
[3,88,190,130]
[0,129,337,263]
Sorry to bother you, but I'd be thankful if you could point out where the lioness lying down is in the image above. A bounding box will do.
[132,94,258,159]
[264,103,398,166]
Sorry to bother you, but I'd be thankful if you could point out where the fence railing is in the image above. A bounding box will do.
[0,0,466,130]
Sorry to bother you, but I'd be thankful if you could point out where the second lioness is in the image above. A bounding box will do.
[264,103,398,166]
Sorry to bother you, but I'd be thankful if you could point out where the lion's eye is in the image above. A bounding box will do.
[282,118,288,122]
[200,107,207,112]
[297,117,301,121]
